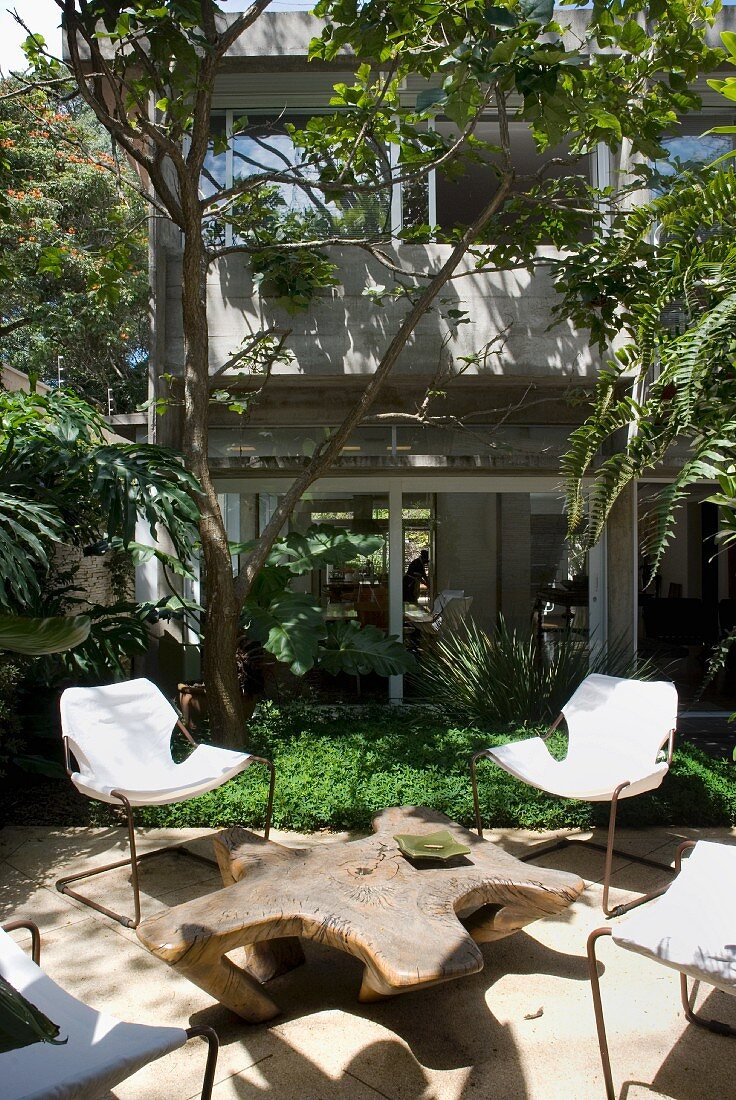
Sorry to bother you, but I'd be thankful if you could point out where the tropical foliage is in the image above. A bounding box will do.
[558,29,736,570]
[240,525,413,679]
[0,83,148,410]
[0,387,199,613]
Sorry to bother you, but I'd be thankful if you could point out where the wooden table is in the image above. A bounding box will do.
[136,806,585,1022]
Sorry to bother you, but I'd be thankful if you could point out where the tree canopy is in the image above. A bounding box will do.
[26,0,726,742]
[0,83,148,411]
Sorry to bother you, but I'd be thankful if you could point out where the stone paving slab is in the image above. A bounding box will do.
[2,823,736,1099]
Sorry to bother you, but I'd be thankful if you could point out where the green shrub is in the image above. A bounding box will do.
[127,701,736,834]
[411,617,655,729]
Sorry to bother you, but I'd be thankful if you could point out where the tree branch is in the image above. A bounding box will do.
[234,170,515,602]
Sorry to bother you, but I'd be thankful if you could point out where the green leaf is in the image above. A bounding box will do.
[270,525,383,575]
[618,20,648,55]
[244,594,326,675]
[415,87,447,112]
[483,6,518,29]
[317,620,415,677]
[0,614,91,655]
[518,0,554,25]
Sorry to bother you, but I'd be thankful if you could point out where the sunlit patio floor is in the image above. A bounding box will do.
[2,821,735,1100]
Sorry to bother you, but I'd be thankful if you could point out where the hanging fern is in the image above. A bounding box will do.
[559,157,736,563]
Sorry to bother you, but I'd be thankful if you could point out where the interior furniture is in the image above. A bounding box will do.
[56,678,275,929]
[534,582,589,644]
[406,595,473,637]
[588,840,736,1100]
[0,920,218,1100]
[470,674,678,916]
[136,805,585,1022]
[432,589,465,614]
[356,581,389,629]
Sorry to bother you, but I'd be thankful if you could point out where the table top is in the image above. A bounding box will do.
[137,806,585,1010]
[537,584,589,608]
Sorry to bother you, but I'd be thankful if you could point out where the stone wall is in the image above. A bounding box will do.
[52,545,134,609]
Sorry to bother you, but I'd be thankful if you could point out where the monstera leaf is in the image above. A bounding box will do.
[269,525,383,576]
[243,594,326,675]
[317,620,416,678]
[0,613,91,655]
[0,975,66,1054]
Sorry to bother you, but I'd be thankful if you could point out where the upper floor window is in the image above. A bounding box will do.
[651,112,736,195]
[203,110,392,245]
[203,108,595,246]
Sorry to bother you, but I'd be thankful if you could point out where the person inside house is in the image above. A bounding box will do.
[403,548,430,603]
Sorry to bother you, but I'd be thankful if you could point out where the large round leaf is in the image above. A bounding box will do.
[0,614,92,655]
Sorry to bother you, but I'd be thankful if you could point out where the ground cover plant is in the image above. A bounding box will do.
[5,702,736,833]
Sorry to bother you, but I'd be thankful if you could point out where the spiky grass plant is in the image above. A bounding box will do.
[412,616,652,730]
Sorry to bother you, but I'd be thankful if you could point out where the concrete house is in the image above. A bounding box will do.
[142,9,735,697]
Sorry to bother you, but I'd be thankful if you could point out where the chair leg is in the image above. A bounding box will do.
[186,1025,219,1100]
[470,751,490,838]
[587,927,615,1100]
[680,974,736,1037]
[56,791,141,928]
[601,782,672,919]
[601,783,628,918]
[55,791,217,929]
[251,756,276,840]
[2,919,41,964]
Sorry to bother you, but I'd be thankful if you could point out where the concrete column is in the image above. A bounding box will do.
[435,493,497,629]
[606,482,637,657]
[497,494,531,634]
[388,483,404,703]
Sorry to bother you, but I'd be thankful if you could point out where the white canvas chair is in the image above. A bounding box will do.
[432,589,465,615]
[431,595,473,635]
[588,840,736,1099]
[57,678,275,928]
[470,674,678,916]
[1,920,218,1100]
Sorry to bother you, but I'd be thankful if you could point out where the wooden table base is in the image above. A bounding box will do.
[137,806,585,1022]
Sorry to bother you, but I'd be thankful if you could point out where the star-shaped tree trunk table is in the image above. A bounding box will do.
[137,806,585,1022]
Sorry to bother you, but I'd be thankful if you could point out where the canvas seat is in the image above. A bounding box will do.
[0,921,218,1100]
[470,674,678,916]
[588,840,736,1099]
[70,742,255,805]
[57,678,275,928]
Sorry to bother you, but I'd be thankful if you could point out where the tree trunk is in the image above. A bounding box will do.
[180,206,247,748]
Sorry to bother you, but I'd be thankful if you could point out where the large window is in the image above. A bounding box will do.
[203,110,392,244]
[652,112,736,194]
[204,108,596,244]
[434,118,591,234]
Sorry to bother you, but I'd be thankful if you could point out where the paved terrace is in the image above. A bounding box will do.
[2,823,735,1100]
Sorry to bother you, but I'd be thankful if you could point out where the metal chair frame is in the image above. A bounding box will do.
[56,718,275,929]
[470,713,676,918]
[2,919,219,1100]
[587,841,736,1100]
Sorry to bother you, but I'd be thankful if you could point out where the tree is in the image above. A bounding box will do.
[0,83,149,410]
[25,0,721,745]
[558,28,736,571]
